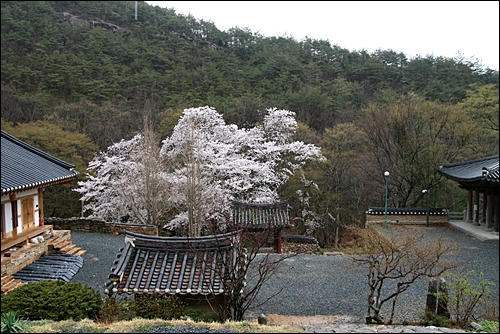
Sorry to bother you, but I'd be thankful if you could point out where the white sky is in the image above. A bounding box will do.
[145,1,499,71]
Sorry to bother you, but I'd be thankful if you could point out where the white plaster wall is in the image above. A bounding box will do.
[16,200,22,234]
[34,195,40,227]
[3,202,13,233]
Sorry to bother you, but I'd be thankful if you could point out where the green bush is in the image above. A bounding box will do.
[473,320,499,333]
[134,294,187,320]
[1,280,102,321]
[98,297,136,324]
[431,271,496,328]
[183,307,212,323]
[421,309,450,328]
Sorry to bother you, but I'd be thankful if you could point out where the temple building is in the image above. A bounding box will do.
[438,155,499,232]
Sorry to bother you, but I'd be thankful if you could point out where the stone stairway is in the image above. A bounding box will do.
[0,274,24,295]
[48,237,87,256]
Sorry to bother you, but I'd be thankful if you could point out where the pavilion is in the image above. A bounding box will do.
[438,155,499,232]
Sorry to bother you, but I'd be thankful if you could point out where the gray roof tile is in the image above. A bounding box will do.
[231,200,290,228]
[13,254,83,283]
[105,230,243,296]
[438,155,499,183]
[1,130,79,194]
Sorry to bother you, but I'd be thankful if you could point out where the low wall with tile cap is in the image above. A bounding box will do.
[46,217,158,236]
[365,207,449,225]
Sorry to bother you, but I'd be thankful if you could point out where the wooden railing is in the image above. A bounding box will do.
[448,211,465,221]
[448,211,486,222]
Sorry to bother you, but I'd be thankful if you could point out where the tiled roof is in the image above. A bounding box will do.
[1,130,79,195]
[13,254,83,283]
[438,155,499,184]
[231,200,290,228]
[105,230,243,296]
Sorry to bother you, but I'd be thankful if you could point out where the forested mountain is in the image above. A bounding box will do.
[2,1,498,242]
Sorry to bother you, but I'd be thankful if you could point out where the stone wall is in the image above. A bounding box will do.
[1,230,71,277]
[46,217,158,236]
[365,207,449,225]
[1,242,48,276]
[365,214,448,225]
[283,241,323,255]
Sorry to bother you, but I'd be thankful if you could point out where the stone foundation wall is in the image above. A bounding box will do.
[46,217,158,236]
[282,241,323,255]
[1,230,72,277]
[1,242,48,276]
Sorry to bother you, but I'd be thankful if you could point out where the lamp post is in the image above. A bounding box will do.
[384,171,389,227]
[422,189,430,227]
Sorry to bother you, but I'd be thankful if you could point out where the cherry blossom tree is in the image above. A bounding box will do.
[161,106,324,234]
[75,127,172,226]
[76,106,324,235]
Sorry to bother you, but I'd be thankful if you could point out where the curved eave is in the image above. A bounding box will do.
[105,287,228,296]
[1,173,78,196]
[437,170,499,184]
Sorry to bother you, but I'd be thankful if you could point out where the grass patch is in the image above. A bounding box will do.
[20,318,303,333]
[473,321,499,333]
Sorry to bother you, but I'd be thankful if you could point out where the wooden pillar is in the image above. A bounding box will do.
[480,191,487,225]
[274,229,282,254]
[485,191,493,230]
[38,188,44,226]
[473,189,480,226]
[467,189,473,223]
[494,194,499,233]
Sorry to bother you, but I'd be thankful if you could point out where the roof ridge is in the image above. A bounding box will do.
[1,130,76,170]
[439,155,499,169]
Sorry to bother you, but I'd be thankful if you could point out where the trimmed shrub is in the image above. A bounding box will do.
[183,307,213,323]
[134,294,186,320]
[0,280,102,321]
[98,297,136,324]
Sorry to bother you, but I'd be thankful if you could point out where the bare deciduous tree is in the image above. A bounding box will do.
[204,221,297,321]
[351,226,460,324]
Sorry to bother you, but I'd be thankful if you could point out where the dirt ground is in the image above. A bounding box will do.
[263,314,342,326]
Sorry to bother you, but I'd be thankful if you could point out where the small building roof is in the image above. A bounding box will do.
[1,130,79,195]
[231,200,290,228]
[105,230,243,296]
[13,254,83,283]
[437,155,499,184]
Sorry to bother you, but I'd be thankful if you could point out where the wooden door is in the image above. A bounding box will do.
[21,197,35,231]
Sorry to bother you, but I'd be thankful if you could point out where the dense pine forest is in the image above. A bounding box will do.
[2,1,498,243]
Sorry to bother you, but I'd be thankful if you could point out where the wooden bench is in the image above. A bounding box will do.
[1,225,53,253]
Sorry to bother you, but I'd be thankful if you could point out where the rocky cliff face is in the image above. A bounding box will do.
[57,12,124,31]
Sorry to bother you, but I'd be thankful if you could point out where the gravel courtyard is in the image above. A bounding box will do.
[69,224,499,324]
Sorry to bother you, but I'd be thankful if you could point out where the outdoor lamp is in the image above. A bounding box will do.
[384,171,389,227]
[422,189,430,227]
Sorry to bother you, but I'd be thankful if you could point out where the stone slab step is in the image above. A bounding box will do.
[60,244,77,253]
[1,276,25,295]
[73,249,87,257]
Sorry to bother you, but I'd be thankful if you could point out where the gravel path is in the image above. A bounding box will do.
[69,225,499,325]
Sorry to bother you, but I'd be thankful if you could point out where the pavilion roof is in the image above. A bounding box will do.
[231,200,290,228]
[105,230,242,296]
[438,155,499,184]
